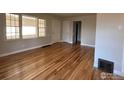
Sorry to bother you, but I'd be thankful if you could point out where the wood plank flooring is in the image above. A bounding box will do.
[0,42,123,80]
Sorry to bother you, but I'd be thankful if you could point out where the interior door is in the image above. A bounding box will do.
[73,21,77,44]
[73,21,81,44]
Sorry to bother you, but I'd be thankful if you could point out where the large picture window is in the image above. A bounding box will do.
[6,14,20,40]
[5,14,46,40]
[38,19,46,37]
[22,16,37,39]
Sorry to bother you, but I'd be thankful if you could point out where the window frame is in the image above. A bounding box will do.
[38,19,46,38]
[5,13,20,41]
[22,15,38,39]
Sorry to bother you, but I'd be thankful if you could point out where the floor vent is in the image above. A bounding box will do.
[98,58,114,73]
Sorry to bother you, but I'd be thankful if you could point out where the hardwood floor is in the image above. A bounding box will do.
[0,42,123,80]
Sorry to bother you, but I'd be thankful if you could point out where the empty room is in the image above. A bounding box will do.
[0,13,124,80]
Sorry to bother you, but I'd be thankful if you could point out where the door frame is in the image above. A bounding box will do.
[72,21,81,44]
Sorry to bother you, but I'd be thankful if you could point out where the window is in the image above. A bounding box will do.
[6,13,20,40]
[22,16,37,39]
[5,14,46,40]
[38,19,46,37]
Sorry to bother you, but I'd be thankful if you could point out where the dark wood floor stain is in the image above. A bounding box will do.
[0,42,123,80]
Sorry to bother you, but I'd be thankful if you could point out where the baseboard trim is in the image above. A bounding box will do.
[114,70,124,77]
[68,41,73,44]
[51,40,63,44]
[60,40,73,44]
[81,43,95,48]
[0,43,53,57]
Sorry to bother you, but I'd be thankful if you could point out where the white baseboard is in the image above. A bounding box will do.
[0,43,52,57]
[60,40,73,44]
[68,41,73,44]
[51,40,63,44]
[114,70,124,77]
[81,43,95,48]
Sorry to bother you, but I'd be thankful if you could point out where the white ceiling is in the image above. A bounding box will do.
[51,13,96,18]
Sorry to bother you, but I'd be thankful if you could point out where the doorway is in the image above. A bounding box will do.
[73,21,81,44]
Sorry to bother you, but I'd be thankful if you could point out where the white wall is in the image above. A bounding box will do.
[123,43,124,72]
[51,19,61,43]
[0,13,61,57]
[62,15,96,47]
[94,13,124,76]
[62,20,73,43]
[81,15,96,47]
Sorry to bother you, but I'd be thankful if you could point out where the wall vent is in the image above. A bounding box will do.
[98,58,114,73]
